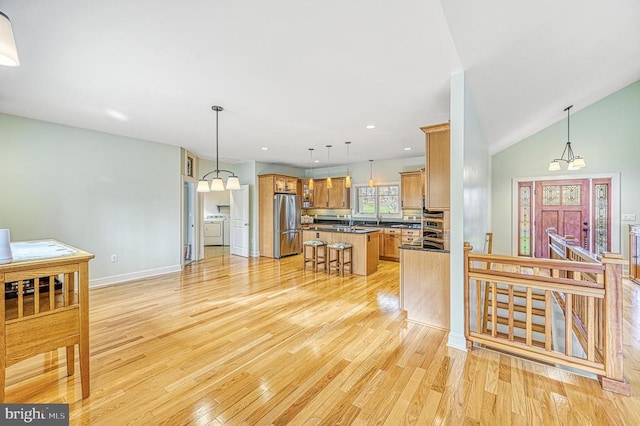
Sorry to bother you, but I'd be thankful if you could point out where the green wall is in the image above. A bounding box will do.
[491,80,640,261]
[0,113,182,283]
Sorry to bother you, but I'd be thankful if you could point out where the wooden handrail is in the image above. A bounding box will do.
[464,241,630,395]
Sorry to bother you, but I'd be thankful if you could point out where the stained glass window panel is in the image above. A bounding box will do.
[562,185,581,206]
[594,183,609,255]
[519,185,532,256]
[542,185,560,206]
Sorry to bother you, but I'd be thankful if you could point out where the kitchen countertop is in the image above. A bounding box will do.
[309,220,421,229]
[399,244,450,254]
[303,226,379,234]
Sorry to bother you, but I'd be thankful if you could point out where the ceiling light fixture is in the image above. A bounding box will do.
[326,145,333,189]
[197,106,241,192]
[369,160,374,188]
[0,11,19,67]
[261,147,269,151]
[548,105,586,171]
[308,148,314,190]
[404,147,412,151]
[365,125,376,130]
[344,141,352,188]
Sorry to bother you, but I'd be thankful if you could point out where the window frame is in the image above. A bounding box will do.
[352,182,402,219]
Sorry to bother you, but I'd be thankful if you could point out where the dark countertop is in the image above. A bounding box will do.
[399,244,450,254]
[302,226,379,234]
[309,219,421,229]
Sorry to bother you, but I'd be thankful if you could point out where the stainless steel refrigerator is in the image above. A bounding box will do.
[274,194,302,258]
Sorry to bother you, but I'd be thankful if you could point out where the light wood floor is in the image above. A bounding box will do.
[5,254,640,425]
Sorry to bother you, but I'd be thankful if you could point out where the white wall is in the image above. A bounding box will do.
[0,113,182,284]
[447,71,492,350]
[491,80,640,260]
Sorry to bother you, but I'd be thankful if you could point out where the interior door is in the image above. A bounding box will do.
[230,184,250,257]
[534,179,590,258]
[183,180,196,264]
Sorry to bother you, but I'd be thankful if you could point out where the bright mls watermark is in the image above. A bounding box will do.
[1,404,68,425]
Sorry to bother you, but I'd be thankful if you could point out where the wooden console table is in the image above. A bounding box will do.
[0,240,94,401]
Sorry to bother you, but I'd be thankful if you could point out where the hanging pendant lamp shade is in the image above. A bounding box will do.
[308,148,315,190]
[368,160,374,188]
[548,105,586,171]
[0,11,19,67]
[226,176,241,190]
[197,105,242,192]
[326,145,332,189]
[344,141,352,188]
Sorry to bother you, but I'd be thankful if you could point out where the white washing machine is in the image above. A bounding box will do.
[204,215,227,246]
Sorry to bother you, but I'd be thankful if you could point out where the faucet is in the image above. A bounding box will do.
[376,213,380,225]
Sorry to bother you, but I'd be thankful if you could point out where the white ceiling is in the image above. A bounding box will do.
[1,1,639,168]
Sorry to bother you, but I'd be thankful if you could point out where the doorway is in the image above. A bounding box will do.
[182,179,197,265]
[513,174,619,258]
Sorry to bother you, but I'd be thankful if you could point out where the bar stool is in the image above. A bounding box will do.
[303,240,327,271]
[327,242,353,276]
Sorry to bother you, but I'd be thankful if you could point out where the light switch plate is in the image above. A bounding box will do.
[622,213,636,221]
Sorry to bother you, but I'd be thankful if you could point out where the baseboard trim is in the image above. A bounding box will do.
[89,264,182,288]
[447,331,468,352]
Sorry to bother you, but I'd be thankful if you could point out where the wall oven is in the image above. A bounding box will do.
[422,210,450,251]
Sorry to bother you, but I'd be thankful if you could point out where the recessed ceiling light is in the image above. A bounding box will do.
[365,125,376,129]
[261,147,269,151]
[314,160,320,163]
[404,147,412,151]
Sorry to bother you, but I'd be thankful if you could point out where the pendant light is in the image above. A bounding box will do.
[197,106,241,192]
[548,105,586,171]
[369,160,374,188]
[344,141,352,188]
[308,148,315,190]
[326,145,332,189]
[0,11,20,67]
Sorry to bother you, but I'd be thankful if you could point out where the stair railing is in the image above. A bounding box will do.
[463,241,629,395]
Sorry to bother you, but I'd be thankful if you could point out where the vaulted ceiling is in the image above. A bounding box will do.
[1,0,639,168]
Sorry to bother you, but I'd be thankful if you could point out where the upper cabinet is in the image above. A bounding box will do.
[421,123,450,210]
[273,175,299,194]
[400,171,424,210]
[328,177,350,209]
[312,177,350,209]
[301,179,314,208]
[313,179,328,208]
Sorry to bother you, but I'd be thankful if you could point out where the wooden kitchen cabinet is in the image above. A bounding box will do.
[400,171,423,210]
[401,229,421,245]
[313,179,328,208]
[400,248,450,329]
[328,177,350,209]
[312,177,350,209]
[421,123,450,210]
[382,228,401,261]
[301,179,314,208]
[631,225,640,284]
[275,175,299,194]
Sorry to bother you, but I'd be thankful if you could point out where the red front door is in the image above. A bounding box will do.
[534,179,590,258]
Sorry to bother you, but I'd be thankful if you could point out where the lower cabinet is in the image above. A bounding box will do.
[382,228,401,261]
[400,248,450,329]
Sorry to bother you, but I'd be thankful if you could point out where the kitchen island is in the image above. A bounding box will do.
[302,227,379,276]
[399,245,450,329]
